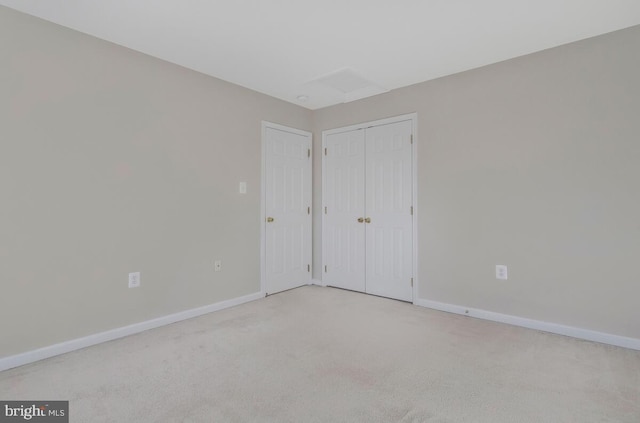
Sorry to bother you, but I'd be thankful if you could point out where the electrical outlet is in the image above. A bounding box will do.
[214,260,222,272]
[496,265,508,280]
[128,272,141,288]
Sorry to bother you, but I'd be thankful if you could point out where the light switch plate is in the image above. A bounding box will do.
[128,272,141,288]
[239,182,247,194]
[496,265,508,280]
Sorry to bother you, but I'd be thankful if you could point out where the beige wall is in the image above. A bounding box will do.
[2,4,639,359]
[313,24,640,339]
[0,6,312,357]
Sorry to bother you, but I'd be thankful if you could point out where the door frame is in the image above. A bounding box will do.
[321,113,418,303]
[260,121,313,296]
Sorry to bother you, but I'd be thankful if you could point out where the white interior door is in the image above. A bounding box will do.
[322,117,414,302]
[323,129,366,292]
[364,120,413,301]
[264,124,312,295]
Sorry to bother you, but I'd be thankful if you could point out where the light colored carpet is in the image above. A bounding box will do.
[1,285,639,422]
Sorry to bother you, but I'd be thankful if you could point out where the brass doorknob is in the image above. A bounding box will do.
[357,217,364,223]
[266,217,274,222]
[364,217,371,223]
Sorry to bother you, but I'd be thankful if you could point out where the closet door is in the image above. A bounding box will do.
[364,120,413,302]
[323,129,366,292]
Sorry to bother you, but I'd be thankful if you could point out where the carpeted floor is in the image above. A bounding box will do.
[1,285,639,422]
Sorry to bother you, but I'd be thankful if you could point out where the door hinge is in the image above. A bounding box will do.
[308,148,311,158]
[410,134,413,144]
[308,206,310,215]
[411,278,414,287]
[308,264,310,272]
[410,206,413,215]
[324,206,327,214]
[324,265,327,272]
[324,147,327,156]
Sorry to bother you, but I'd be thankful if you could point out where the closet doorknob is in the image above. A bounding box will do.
[357,217,364,223]
[364,217,371,223]
[266,217,274,223]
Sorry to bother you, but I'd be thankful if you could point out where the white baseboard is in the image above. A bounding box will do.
[415,298,640,351]
[310,279,326,286]
[0,291,265,372]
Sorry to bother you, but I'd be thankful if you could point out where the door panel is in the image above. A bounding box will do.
[323,129,366,292]
[265,126,311,295]
[365,120,413,301]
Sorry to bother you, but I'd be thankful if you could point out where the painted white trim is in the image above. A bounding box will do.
[310,278,326,286]
[260,122,313,296]
[320,129,327,286]
[409,115,418,304]
[415,298,640,351]
[260,122,268,296]
[0,291,264,372]
[320,113,418,301]
[322,113,417,136]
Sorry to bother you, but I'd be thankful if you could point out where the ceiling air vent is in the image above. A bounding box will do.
[312,68,388,103]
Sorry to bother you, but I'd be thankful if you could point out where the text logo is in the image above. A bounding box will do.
[0,402,68,422]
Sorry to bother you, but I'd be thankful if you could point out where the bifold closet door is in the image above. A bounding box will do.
[364,120,413,302]
[323,129,366,292]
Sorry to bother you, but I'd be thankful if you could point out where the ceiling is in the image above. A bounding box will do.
[2,1,640,110]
